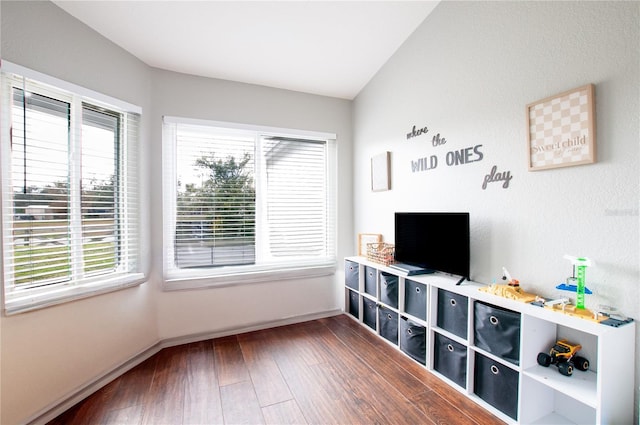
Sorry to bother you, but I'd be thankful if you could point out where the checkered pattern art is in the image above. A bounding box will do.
[527,85,595,170]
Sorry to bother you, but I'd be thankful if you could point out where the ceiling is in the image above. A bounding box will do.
[52,1,439,100]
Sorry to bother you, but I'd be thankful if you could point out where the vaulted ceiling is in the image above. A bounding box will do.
[53,1,439,99]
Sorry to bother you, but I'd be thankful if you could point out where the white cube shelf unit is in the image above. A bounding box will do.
[344,257,635,425]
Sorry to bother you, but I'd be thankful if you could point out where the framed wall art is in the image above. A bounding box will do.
[358,233,382,256]
[526,84,596,171]
[371,151,390,191]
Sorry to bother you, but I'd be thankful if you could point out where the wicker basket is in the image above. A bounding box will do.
[366,242,395,266]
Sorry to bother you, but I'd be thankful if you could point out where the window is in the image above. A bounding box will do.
[163,117,336,288]
[1,62,144,314]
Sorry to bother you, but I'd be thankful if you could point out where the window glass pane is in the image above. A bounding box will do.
[11,88,71,286]
[175,126,255,268]
[81,106,119,276]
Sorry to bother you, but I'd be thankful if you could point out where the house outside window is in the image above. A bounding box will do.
[162,118,336,288]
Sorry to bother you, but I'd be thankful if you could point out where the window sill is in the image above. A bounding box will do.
[163,263,336,291]
[3,273,147,316]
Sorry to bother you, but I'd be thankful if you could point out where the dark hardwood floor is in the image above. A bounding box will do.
[48,314,505,424]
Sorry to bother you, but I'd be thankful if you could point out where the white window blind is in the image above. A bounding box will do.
[163,118,336,287]
[262,136,328,258]
[1,64,144,314]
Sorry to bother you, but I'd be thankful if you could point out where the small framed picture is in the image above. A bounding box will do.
[358,233,382,256]
[371,152,390,191]
[526,84,596,171]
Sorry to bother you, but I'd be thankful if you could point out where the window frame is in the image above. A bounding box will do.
[0,61,146,315]
[162,116,337,290]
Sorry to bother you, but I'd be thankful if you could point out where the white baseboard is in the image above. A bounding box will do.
[159,309,342,349]
[28,343,163,425]
[28,309,342,425]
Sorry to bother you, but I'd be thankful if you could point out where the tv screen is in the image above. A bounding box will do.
[394,212,470,279]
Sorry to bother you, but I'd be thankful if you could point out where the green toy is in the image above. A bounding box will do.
[563,255,593,310]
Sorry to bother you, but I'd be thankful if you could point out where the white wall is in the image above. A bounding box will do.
[0,2,157,424]
[353,1,639,421]
[1,2,353,423]
[149,69,352,339]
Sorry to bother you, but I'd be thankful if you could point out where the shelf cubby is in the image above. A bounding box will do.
[343,257,635,424]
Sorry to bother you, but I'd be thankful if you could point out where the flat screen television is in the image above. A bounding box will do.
[393,212,470,283]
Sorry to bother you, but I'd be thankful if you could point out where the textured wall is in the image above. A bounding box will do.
[353,1,639,420]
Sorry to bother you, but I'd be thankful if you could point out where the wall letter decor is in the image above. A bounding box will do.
[482,165,513,189]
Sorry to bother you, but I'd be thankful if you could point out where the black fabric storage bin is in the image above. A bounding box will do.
[345,260,359,290]
[400,317,426,365]
[378,305,398,345]
[474,352,519,420]
[379,272,398,309]
[474,301,521,365]
[433,333,467,389]
[404,279,427,320]
[347,290,359,319]
[363,297,377,330]
[437,289,468,339]
[364,266,377,296]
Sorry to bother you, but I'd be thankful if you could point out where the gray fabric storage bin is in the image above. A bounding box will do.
[363,297,377,330]
[400,316,426,365]
[437,288,468,339]
[379,272,398,309]
[345,260,359,290]
[474,301,521,365]
[474,352,519,420]
[433,333,467,389]
[378,305,398,345]
[404,279,427,320]
[347,289,359,319]
[364,266,377,296]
